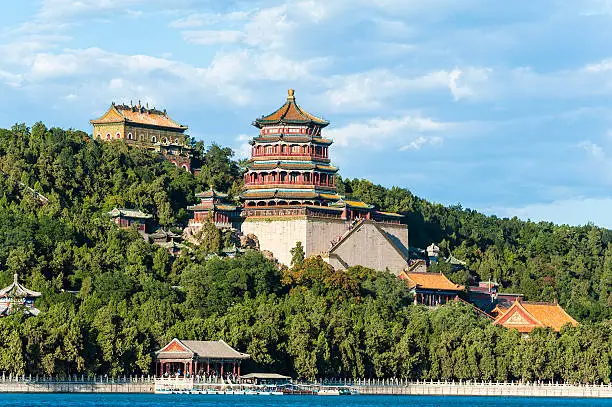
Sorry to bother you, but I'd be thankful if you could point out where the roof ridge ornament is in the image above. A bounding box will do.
[287,89,295,101]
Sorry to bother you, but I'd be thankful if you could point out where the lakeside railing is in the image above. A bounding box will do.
[0,373,154,384]
[0,373,611,388]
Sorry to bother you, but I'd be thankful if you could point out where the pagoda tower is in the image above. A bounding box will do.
[239,90,409,270]
[241,89,341,209]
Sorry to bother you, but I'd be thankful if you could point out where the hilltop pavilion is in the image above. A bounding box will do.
[0,273,42,317]
[91,102,197,172]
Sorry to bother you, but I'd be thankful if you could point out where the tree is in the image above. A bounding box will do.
[290,241,305,268]
[197,217,221,254]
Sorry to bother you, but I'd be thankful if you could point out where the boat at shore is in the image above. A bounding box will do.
[317,386,354,396]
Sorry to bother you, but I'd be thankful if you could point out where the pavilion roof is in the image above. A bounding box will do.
[187,203,238,212]
[493,300,578,333]
[241,189,340,201]
[253,135,334,145]
[107,207,153,219]
[375,211,404,218]
[446,254,466,265]
[91,103,187,131]
[0,273,42,298]
[253,90,329,128]
[148,228,181,240]
[319,193,342,200]
[330,198,374,210]
[195,189,228,199]
[249,162,338,172]
[155,338,250,360]
[399,271,464,292]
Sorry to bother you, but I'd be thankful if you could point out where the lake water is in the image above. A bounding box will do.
[1,394,611,407]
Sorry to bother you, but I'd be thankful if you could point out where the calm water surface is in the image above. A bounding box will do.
[1,394,611,407]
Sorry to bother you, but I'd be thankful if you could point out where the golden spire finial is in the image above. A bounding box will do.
[287,89,295,100]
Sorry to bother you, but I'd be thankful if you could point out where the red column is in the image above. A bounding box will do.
[207,362,210,374]
[238,364,241,377]
[220,363,224,376]
[233,362,236,375]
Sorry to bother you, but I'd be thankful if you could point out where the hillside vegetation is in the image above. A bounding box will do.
[0,123,609,383]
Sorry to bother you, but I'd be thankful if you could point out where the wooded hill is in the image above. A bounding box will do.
[0,123,609,382]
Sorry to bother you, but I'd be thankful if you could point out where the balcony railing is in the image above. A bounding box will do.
[251,152,329,160]
[244,181,335,188]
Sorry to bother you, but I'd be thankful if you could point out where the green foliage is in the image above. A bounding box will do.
[290,241,305,268]
[340,177,612,322]
[0,124,609,383]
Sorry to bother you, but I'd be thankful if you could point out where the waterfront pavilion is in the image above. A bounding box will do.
[154,338,250,377]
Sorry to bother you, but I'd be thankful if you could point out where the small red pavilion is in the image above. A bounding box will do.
[154,338,250,377]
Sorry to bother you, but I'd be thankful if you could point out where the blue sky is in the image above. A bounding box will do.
[2,1,612,227]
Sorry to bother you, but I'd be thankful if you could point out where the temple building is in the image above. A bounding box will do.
[154,338,250,377]
[492,299,578,333]
[466,281,523,315]
[108,208,153,233]
[238,90,409,272]
[187,190,241,230]
[399,270,464,306]
[91,102,197,172]
[0,273,42,317]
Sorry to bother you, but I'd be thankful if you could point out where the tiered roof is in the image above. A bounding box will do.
[249,162,338,172]
[241,190,342,200]
[107,208,153,219]
[493,299,578,333]
[253,135,334,145]
[195,190,228,199]
[0,274,41,317]
[330,198,373,209]
[0,273,42,299]
[253,89,329,128]
[188,189,238,212]
[91,103,187,131]
[399,271,465,292]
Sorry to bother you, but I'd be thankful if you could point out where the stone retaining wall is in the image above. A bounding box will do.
[355,382,612,398]
[0,379,153,393]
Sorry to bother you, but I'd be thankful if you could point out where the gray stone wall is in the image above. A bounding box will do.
[241,218,308,266]
[326,222,408,274]
[305,218,347,256]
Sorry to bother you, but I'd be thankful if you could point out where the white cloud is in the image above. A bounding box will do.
[448,67,490,101]
[233,134,253,159]
[581,0,612,16]
[0,71,23,87]
[169,11,252,28]
[2,44,327,111]
[491,197,612,228]
[578,140,605,159]
[37,0,143,20]
[327,114,452,148]
[399,135,443,151]
[182,30,245,45]
[322,67,492,111]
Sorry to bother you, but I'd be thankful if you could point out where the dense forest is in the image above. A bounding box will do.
[0,123,610,383]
